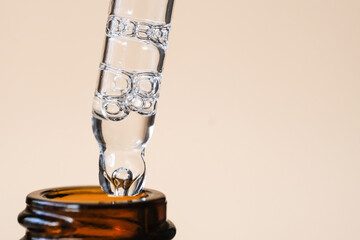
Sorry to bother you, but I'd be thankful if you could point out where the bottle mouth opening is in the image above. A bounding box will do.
[25,186,165,209]
[42,186,148,203]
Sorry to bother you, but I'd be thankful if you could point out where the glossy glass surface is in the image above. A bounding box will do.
[92,0,175,196]
[18,186,176,240]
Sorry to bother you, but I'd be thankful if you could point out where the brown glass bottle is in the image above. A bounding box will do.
[18,186,176,240]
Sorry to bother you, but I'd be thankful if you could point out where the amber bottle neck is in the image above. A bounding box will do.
[18,186,176,240]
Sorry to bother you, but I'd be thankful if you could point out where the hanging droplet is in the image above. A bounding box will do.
[111,167,133,196]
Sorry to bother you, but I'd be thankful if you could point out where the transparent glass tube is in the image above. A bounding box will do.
[92,0,175,196]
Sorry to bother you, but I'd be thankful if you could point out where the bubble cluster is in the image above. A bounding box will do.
[106,16,171,49]
[94,63,161,121]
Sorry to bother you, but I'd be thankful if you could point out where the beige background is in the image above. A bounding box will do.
[1,0,360,239]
